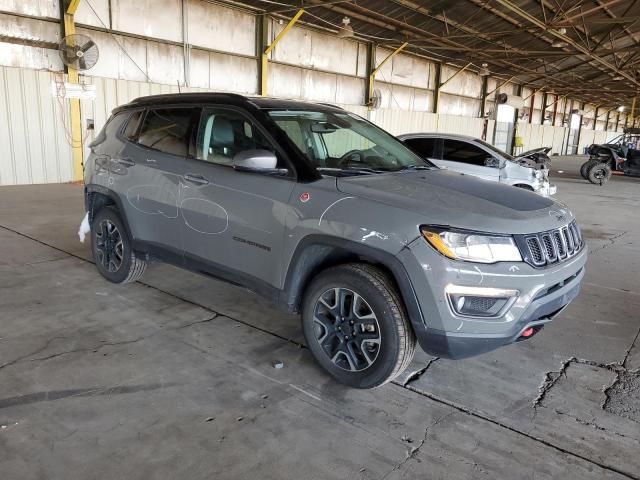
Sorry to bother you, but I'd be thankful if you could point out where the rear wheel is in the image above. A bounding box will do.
[301,264,416,389]
[580,159,598,179]
[91,207,147,284]
[587,162,612,185]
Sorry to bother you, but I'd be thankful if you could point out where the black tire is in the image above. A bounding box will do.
[91,206,146,284]
[301,263,416,389]
[514,184,534,191]
[580,159,598,179]
[587,162,612,185]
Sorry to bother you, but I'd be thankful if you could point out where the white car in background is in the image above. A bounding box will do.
[398,133,557,196]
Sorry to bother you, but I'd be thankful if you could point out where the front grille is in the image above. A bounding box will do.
[518,221,584,267]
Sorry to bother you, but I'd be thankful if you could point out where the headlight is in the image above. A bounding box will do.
[421,227,522,263]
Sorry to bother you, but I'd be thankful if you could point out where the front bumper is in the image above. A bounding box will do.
[534,181,557,196]
[398,237,587,359]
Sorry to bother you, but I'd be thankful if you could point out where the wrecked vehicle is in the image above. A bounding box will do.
[83,93,586,388]
[586,128,640,171]
[581,128,640,183]
[399,133,556,196]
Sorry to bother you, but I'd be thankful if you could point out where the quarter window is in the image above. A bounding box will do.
[123,110,144,141]
[137,108,194,157]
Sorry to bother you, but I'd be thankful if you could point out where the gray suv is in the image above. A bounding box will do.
[84,93,587,388]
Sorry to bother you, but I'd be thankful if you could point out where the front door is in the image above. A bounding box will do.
[440,139,500,183]
[178,107,295,290]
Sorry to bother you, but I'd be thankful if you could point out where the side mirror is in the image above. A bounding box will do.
[232,149,278,172]
[484,157,502,168]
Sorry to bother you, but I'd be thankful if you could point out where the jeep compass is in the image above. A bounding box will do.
[84,93,587,388]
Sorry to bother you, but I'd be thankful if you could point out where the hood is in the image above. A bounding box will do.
[519,147,551,157]
[337,170,570,235]
[513,147,552,169]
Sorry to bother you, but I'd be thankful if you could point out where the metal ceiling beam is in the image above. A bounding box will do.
[494,0,640,87]
[552,0,625,24]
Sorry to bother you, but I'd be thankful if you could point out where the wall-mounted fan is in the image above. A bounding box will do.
[58,34,99,71]
[369,88,382,109]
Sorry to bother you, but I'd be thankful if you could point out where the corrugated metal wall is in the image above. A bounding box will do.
[0,66,73,185]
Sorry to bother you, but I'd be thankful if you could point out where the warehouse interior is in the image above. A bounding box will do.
[1,1,639,479]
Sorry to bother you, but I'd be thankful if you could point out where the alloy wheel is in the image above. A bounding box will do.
[312,288,381,372]
[95,219,124,273]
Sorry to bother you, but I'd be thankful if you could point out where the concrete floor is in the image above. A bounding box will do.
[1,155,639,480]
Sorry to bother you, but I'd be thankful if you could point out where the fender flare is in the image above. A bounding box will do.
[85,184,131,228]
[279,234,426,327]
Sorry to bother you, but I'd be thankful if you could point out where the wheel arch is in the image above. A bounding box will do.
[280,235,425,327]
[85,184,129,227]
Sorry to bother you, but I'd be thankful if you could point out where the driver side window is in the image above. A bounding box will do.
[196,108,281,167]
[442,139,492,166]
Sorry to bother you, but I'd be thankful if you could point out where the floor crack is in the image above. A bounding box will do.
[396,381,640,480]
[403,357,439,386]
[533,357,575,410]
[382,411,457,479]
[589,230,628,254]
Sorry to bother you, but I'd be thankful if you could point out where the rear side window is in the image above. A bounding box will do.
[442,139,491,166]
[404,137,437,158]
[137,108,194,157]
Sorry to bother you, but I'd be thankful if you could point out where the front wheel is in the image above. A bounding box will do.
[587,162,612,185]
[301,264,416,389]
[91,207,147,284]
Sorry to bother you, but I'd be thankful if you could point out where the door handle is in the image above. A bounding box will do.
[116,158,135,167]
[183,173,209,185]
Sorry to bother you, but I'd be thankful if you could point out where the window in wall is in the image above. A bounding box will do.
[137,108,194,157]
[442,139,491,166]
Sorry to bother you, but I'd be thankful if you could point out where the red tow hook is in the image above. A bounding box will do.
[521,327,534,338]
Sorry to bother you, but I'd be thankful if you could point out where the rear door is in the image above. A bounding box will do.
[178,106,295,290]
[440,139,500,182]
[118,106,198,255]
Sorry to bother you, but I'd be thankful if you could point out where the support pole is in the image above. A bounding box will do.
[261,9,304,96]
[62,0,83,182]
[479,75,488,118]
[368,42,408,106]
[364,42,375,107]
[540,91,548,124]
[433,63,441,114]
[434,62,471,114]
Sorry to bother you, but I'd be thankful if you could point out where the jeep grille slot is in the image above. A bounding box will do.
[518,220,583,268]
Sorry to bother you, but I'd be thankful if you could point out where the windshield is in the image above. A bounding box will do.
[267,110,435,176]
[474,138,514,161]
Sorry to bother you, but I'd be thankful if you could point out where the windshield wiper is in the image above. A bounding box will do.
[317,167,383,176]
[397,164,436,172]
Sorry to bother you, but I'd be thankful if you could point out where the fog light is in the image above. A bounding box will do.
[448,294,508,317]
[457,296,466,311]
[445,285,519,318]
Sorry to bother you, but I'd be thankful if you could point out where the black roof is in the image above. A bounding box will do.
[119,92,345,113]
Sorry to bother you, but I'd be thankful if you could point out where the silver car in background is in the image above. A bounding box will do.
[399,133,557,196]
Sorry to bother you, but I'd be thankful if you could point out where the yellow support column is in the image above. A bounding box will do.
[368,42,408,106]
[64,0,84,181]
[261,9,304,96]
